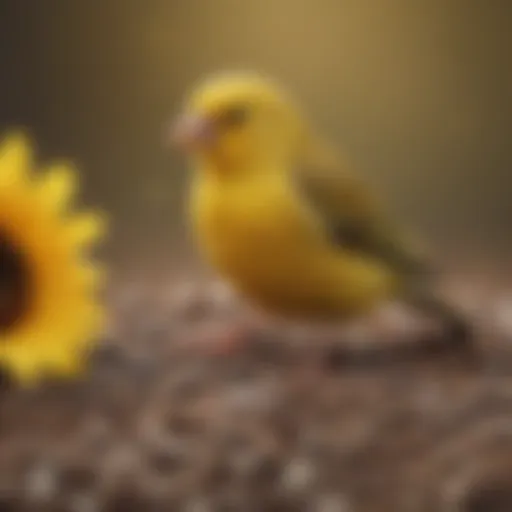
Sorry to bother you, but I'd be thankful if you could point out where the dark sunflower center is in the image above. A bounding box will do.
[0,233,30,331]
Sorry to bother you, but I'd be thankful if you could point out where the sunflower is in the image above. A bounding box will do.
[0,131,106,384]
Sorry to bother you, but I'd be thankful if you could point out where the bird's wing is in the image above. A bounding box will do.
[293,155,434,278]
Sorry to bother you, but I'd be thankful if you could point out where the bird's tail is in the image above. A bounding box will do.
[398,272,472,347]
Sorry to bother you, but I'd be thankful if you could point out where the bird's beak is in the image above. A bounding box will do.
[168,113,217,152]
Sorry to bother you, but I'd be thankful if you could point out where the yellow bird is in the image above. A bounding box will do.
[171,71,470,351]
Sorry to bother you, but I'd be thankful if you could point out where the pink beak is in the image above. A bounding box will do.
[169,113,216,151]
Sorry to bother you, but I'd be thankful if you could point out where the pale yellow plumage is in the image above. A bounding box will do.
[190,162,394,319]
[172,71,469,341]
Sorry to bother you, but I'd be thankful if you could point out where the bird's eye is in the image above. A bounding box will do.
[218,106,249,128]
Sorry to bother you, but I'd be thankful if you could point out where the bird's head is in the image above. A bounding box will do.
[170,71,306,173]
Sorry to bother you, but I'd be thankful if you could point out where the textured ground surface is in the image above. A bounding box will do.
[1,271,512,512]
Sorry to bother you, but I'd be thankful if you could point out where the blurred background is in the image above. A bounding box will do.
[1,1,512,511]
[0,0,510,272]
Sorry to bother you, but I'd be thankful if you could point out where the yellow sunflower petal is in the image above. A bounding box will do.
[0,131,32,187]
[37,162,78,213]
[66,212,108,247]
[74,262,108,289]
[0,344,43,386]
[73,301,106,341]
[45,347,86,378]
[0,131,107,386]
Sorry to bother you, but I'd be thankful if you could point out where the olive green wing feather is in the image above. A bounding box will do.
[293,158,434,278]
[293,139,470,344]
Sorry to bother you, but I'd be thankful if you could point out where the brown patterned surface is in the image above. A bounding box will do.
[0,274,512,512]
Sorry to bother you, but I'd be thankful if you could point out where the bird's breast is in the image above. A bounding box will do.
[189,173,393,319]
[190,174,321,284]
